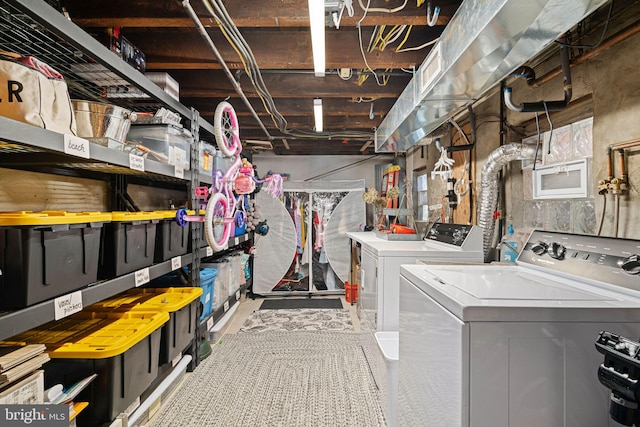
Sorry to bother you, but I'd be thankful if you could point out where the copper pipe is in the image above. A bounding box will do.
[606,147,613,180]
[618,149,627,180]
[534,21,640,87]
[611,138,640,150]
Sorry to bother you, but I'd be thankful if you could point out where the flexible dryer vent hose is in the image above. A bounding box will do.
[477,143,537,262]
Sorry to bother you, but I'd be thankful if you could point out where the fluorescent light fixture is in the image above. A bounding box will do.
[308,0,325,77]
[313,98,323,132]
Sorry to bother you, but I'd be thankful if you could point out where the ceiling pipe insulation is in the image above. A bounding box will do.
[477,143,537,262]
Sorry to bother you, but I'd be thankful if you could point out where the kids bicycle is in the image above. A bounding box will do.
[176,101,283,251]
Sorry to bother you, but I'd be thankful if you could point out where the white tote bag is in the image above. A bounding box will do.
[0,51,77,135]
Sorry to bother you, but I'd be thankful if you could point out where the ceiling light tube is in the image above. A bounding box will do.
[313,98,323,132]
[308,0,325,77]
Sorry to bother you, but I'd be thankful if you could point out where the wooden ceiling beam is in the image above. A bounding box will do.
[66,0,457,28]
[171,71,410,98]
[128,28,435,71]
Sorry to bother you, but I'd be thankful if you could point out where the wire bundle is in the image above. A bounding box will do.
[201,0,372,141]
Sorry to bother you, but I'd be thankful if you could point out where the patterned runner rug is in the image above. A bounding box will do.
[149,331,386,427]
[238,308,353,333]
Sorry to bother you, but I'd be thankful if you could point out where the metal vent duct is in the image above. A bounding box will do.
[375,0,609,152]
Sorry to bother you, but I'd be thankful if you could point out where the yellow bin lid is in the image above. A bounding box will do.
[5,310,169,359]
[0,211,112,226]
[152,210,181,220]
[90,287,203,313]
[111,211,165,222]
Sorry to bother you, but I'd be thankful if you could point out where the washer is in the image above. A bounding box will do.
[398,230,640,427]
[348,223,483,427]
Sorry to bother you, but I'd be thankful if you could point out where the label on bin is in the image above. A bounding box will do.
[171,256,182,270]
[64,134,90,159]
[236,290,241,301]
[129,153,145,172]
[174,166,184,179]
[206,247,213,257]
[223,301,230,312]
[135,267,150,287]
[54,291,83,320]
[205,293,210,303]
[206,317,214,330]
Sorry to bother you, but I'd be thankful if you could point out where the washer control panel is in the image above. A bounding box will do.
[519,230,640,290]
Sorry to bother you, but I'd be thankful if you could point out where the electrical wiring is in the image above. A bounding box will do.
[357,0,385,86]
[201,0,374,141]
[556,0,614,49]
[358,0,408,14]
[395,25,413,52]
[395,37,439,52]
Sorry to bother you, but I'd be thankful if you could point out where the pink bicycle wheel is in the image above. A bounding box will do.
[204,192,232,252]
[214,101,241,157]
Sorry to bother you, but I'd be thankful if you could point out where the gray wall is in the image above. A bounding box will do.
[252,153,395,189]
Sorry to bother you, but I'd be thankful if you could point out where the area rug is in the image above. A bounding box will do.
[238,308,353,333]
[259,298,343,310]
[149,331,386,427]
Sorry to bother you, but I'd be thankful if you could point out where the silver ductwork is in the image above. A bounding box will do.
[375,0,608,153]
[478,143,537,262]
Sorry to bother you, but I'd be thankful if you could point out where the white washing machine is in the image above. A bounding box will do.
[347,223,483,427]
[398,230,640,427]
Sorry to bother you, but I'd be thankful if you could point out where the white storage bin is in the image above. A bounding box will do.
[206,260,231,309]
[127,124,191,170]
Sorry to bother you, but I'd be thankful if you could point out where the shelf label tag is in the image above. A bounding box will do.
[54,291,83,320]
[63,134,90,159]
[206,316,214,330]
[129,153,145,172]
[223,301,230,312]
[171,256,182,270]
[206,246,213,257]
[135,267,150,287]
[236,290,241,301]
[174,166,184,179]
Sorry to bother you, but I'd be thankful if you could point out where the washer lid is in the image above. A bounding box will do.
[441,269,610,301]
[400,264,640,322]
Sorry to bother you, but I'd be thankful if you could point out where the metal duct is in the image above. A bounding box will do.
[375,0,608,152]
[477,143,537,262]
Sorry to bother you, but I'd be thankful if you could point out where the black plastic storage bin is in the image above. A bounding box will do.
[153,210,190,262]
[100,211,163,278]
[0,211,111,309]
[4,310,169,427]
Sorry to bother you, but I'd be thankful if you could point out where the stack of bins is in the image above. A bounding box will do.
[4,310,169,427]
[153,210,190,262]
[89,287,202,366]
[100,211,163,278]
[199,269,217,321]
[0,211,111,309]
[207,260,230,310]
